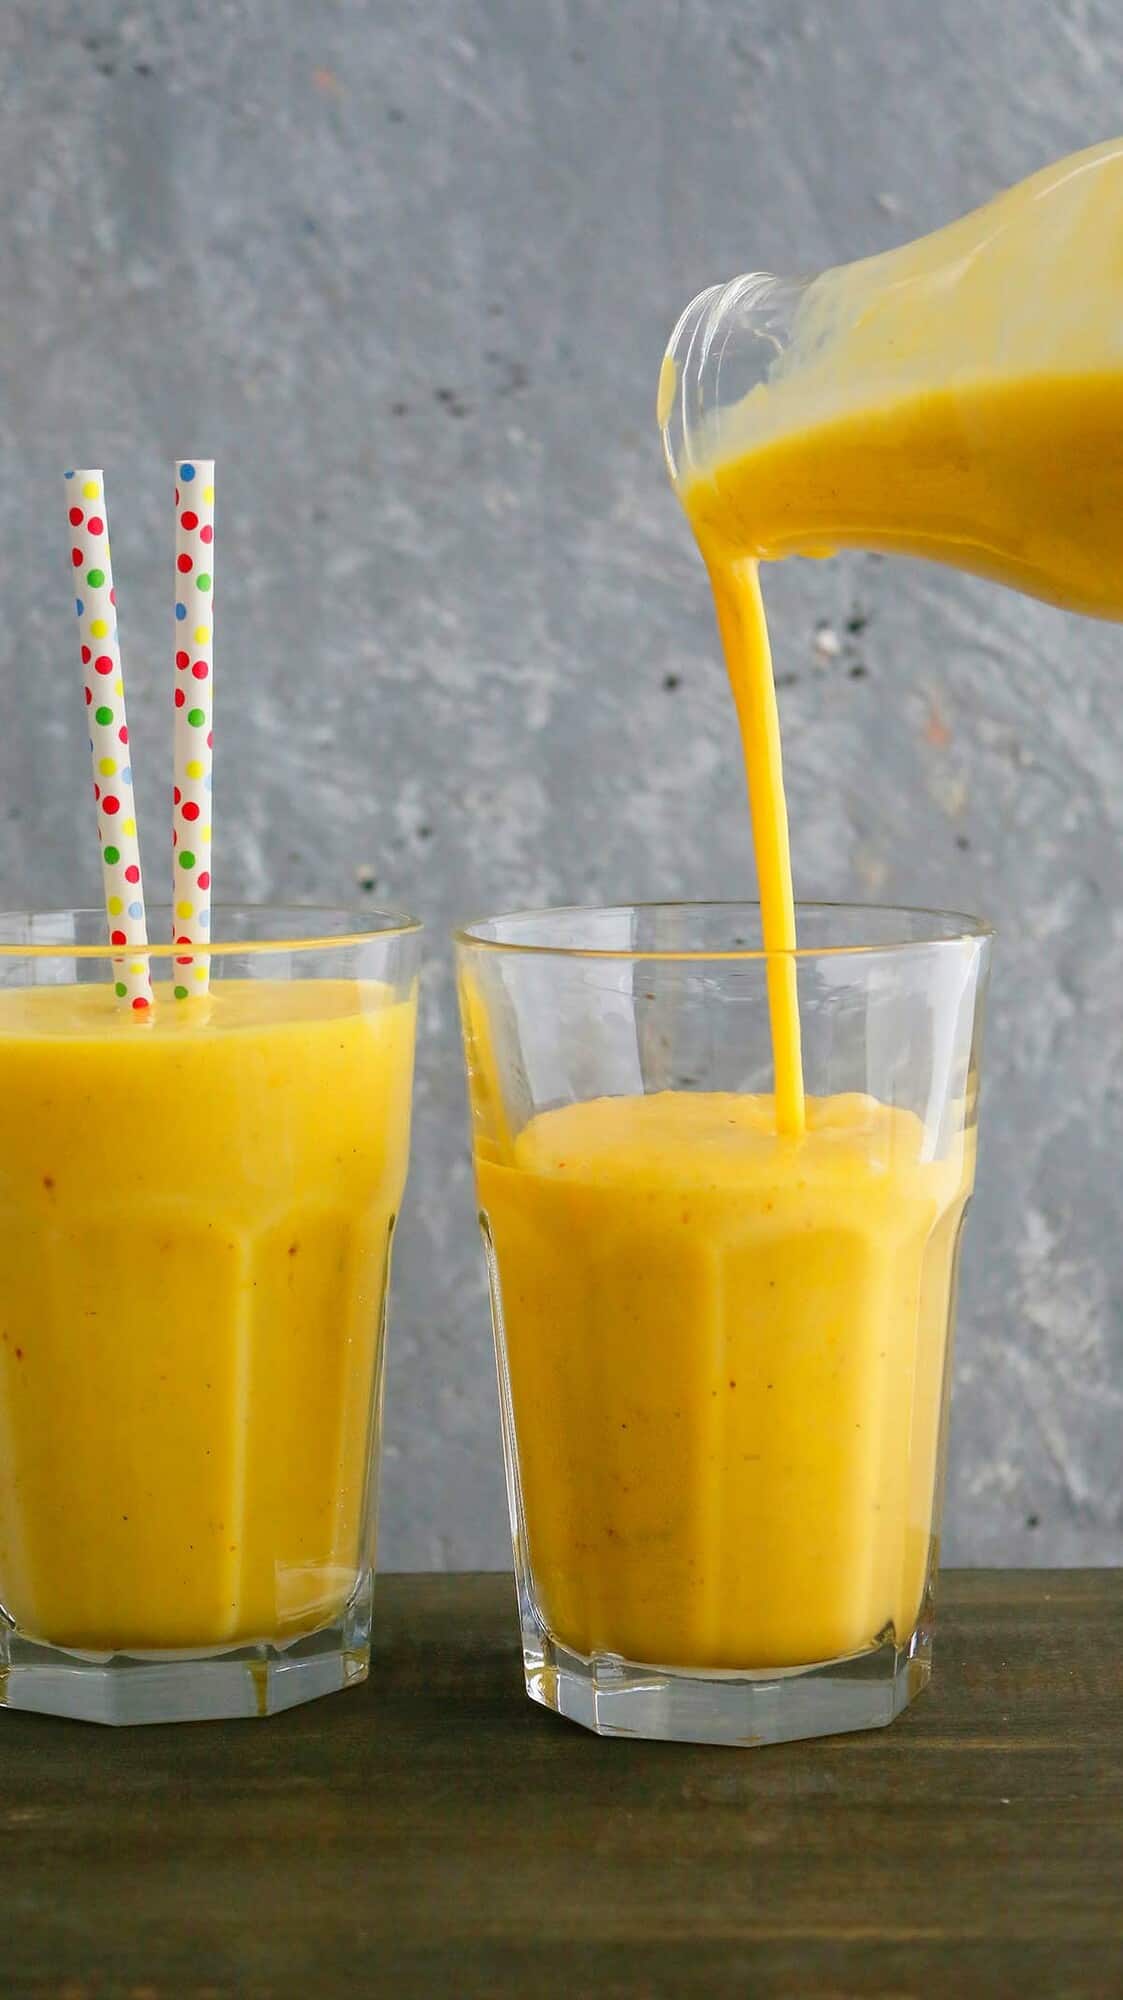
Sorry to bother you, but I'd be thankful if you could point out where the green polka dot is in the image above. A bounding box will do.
[103,844,120,864]
[179,850,196,870]
[187,707,205,726]
[95,705,113,726]
[86,568,106,588]
[115,981,127,998]
[174,985,189,1001]
[196,573,211,592]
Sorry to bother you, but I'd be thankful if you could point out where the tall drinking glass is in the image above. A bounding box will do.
[457,903,991,1746]
[0,907,419,1724]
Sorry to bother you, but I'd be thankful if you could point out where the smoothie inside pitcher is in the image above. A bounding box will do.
[471,141,1116,1675]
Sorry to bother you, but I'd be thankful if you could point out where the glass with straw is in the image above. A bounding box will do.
[0,469,420,1724]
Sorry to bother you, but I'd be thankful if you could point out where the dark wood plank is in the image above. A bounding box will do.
[3,1571,1121,1999]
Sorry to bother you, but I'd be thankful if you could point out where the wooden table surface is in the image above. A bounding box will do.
[4,1570,1121,1999]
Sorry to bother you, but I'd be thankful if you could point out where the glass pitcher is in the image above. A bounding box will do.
[659,135,1123,618]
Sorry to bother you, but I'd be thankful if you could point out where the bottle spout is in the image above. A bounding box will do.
[659,272,812,489]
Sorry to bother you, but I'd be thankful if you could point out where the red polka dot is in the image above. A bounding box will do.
[84,687,92,707]
[69,506,84,527]
[174,785,182,804]
[71,548,82,567]
[94,655,113,675]
[182,800,200,822]
[175,488,180,505]
[125,864,140,884]
[200,524,214,544]
[109,586,116,604]
[176,650,189,670]
[177,552,193,574]
[93,783,100,799]
[197,871,211,891]
[89,516,104,537]
[132,996,150,1012]
[176,952,192,965]
[207,731,214,748]
[102,795,120,815]
[192,660,209,679]
[81,644,91,664]
[172,829,178,846]
[111,929,126,946]
[118,725,128,744]
[174,688,186,709]
[181,510,199,530]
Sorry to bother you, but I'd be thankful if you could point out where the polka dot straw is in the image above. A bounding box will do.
[65,470,152,1011]
[172,460,215,998]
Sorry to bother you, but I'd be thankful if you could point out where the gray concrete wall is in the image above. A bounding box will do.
[2,0,1120,1568]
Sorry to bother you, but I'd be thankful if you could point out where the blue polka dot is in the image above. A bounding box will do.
[75,598,84,617]
[179,462,196,480]
[121,766,132,784]
[198,908,211,929]
[88,738,94,752]
[65,470,75,480]
[128,900,143,920]
[175,602,187,621]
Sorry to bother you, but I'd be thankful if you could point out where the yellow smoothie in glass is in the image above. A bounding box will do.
[0,978,414,1652]
[481,1092,972,1669]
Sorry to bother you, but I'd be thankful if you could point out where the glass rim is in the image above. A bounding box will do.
[453,899,994,963]
[0,904,422,961]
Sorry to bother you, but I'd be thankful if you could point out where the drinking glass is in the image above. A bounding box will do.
[0,906,419,1724]
[457,903,991,1746]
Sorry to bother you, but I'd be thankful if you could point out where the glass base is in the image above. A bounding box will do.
[523,1619,933,1747]
[0,1579,373,1726]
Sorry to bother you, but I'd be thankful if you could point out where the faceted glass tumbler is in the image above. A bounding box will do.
[0,906,419,1724]
[456,903,991,1747]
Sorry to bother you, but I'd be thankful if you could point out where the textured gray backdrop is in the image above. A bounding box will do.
[2,0,1120,1568]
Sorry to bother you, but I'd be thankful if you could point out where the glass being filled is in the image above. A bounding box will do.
[455,142,1123,1742]
[458,904,991,1745]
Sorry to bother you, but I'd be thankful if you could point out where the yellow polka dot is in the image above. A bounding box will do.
[200,823,211,843]
[82,479,99,500]
[176,899,194,921]
[203,484,214,504]
[122,817,136,837]
[193,965,208,982]
[90,618,108,639]
[107,895,123,916]
[129,961,145,976]
[98,756,116,777]
[114,679,123,695]
[185,759,204,780]
[194,625,209,646]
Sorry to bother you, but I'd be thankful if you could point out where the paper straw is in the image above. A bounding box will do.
[65,469,152,1012]
[171,459,215,999]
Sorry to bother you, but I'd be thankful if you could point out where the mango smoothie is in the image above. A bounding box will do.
[0,977,414,1653]
[479,1091,972,1669]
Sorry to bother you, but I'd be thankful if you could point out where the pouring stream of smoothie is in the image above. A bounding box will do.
[669,136,1123,1127]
